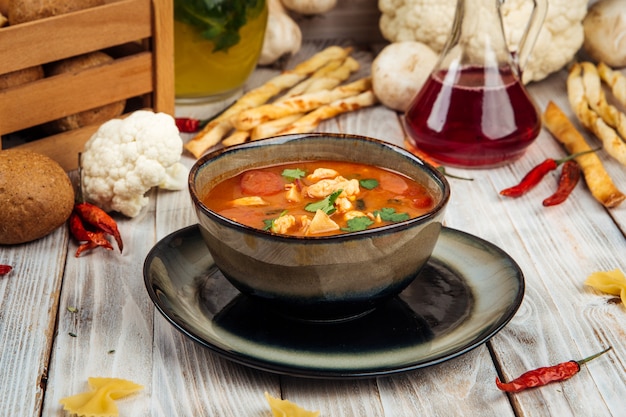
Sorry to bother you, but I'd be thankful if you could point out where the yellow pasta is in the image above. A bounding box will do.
[585,269,626,306]
[265,392,320,417]
[59,377,143,417]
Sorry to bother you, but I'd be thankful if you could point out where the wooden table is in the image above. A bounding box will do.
[2,41,625,417]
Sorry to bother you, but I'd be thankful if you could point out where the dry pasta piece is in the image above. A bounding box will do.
[265,392,320,417]
[568,63,626,166]
[184,46,352,158]
[542,101,625,208]
[59,377,143,417]
[585,269,626,306]
[277,90,377,135]
[233,77,372,131]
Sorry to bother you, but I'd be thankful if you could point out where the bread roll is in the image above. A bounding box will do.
[44,51,126,133]
[0,149,75,244]
[7,0,104,25]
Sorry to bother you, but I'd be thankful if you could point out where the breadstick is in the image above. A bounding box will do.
[277,90,378,135]
[568,63,626,166]
[251,113,305,141]
[581,62,626,140]
[543,101,624,208]
[278,56,360,100]
[233,77,372,131]
[597,62,626,107]
[184,46,352,158]
[222,130,251,147]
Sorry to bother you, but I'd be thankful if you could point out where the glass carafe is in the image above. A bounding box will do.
[404,0,548,168]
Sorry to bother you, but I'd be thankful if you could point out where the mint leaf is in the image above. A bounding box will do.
[305,190,342,215]
[374,207,410,222]
[359,178,379,190]
[282,168,306,181]
[341,216,374,232]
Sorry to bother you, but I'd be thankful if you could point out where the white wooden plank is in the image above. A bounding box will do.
[0,227,69,416]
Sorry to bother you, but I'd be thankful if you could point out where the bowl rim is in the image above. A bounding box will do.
[188,133,450,242]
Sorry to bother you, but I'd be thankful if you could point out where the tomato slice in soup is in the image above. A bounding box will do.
[240,170,285,196]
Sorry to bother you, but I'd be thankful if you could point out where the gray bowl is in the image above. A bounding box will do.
[188,133,450,321]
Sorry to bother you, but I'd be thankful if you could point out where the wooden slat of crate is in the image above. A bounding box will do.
[0,0,153,74]
[1,53,153,134]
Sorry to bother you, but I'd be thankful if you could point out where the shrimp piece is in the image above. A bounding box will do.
[306,176,360,198]
[335,196,353,213]
[231,196,269,206]
[343,210,367,221]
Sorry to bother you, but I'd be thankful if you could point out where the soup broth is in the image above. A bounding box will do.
[202,161,438,237]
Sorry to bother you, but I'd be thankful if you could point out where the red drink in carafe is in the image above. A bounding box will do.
[404,66,541,168]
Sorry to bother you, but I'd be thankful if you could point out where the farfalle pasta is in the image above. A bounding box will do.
[265,392,320,417]
[585,269,626,306]
[59,377,143,417]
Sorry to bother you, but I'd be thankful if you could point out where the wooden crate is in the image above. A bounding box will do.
[0,0,174,170]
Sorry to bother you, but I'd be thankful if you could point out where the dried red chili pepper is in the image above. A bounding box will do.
[500,148,599,198]
[73,202,123,252]
[69,212,114,257]
[0,264,12,276]
[542,160,581,206]
[496,346,612,393]
[175,117,201,133]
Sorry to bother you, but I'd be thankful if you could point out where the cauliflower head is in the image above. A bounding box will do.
[378,0,588,83]
[81,110,189,218]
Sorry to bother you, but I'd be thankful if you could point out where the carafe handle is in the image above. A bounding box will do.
[501,0,548,71]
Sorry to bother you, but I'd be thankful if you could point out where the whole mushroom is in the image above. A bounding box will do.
[583,0,626,68]
[371,41,439,112]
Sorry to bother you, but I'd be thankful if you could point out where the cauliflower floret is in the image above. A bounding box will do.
[81,110,189,217]
[378,0,587,83]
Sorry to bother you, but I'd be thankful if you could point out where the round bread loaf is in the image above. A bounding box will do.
[0,149,75,244]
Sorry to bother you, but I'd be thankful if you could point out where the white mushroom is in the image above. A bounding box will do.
[371,41,439,112]
[583,0,626,68]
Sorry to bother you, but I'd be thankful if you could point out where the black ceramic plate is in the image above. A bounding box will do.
[144,225,524,379]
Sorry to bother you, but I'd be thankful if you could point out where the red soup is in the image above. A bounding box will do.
[202,160,438,237]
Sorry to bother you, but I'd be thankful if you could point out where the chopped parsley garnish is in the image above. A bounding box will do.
[341,216,374,232]
[374,207,411,222]
[305,190,342,215]
[282,168,306,181]
[263,210,288,231]
[359,178,379,190]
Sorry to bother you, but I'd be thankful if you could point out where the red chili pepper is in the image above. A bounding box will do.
[500,148,599,198]
[175,117,201,133]
[73,203,123,253]
[542,160,581,206]
[496,346,612,393]
[69,212,114,257]
[0,264,12,276]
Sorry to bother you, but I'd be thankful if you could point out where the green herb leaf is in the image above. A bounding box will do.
[305,190,342,214]
[341,216,374,232]
[67,306,78,313]
[174,0,265,52]
[359,178,379,190]
[263,210,288,231]
[374,207,411,222]
[68,332,77,338]
[282,168,306,181]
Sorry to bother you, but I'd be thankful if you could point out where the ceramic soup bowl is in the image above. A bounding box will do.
[188,133,450,321]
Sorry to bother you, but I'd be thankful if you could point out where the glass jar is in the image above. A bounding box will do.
[174,0,268,103]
